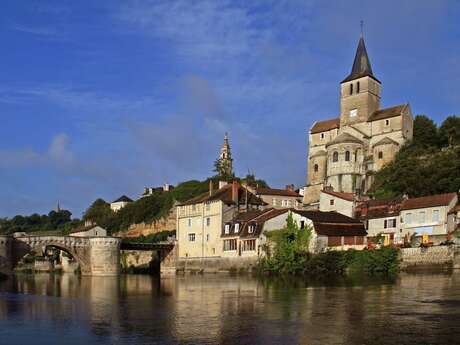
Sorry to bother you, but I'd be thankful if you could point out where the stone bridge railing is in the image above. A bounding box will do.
[400,245,460,270]
[0,235,121,276]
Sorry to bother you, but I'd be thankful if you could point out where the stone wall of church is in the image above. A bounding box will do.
[308,153,327,185]
[372,142,399,171]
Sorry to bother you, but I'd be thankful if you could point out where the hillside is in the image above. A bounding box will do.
[370,115,460,199]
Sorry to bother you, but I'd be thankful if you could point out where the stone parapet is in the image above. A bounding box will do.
[400,246,456,270]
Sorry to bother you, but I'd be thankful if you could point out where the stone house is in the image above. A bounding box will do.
[110,195,133,212]
[175,181,266,260]
[319,189,355,217]
[254,186,302,209]
[304,34,413,205]
[400,193,458,244]
[70,221,107,237]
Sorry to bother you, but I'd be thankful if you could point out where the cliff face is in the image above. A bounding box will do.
[114,207,176,238]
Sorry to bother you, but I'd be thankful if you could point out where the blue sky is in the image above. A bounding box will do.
[1,0,459,218]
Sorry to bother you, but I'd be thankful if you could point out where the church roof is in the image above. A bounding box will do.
[326,132,363,147]
[310,117,340,134]
[112,195,133,203]
[368,104,407,122]
[372,137,399,147]
[341,36,379,84]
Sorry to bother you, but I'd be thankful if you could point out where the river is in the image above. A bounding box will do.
[0,272,460,344]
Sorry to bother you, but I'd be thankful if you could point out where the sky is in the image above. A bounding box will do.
[1,0,459,218]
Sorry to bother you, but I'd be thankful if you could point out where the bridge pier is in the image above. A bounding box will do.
[159,243,177,276]
[86,237,121,276]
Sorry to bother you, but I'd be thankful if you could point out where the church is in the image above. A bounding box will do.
[303,34,414,205]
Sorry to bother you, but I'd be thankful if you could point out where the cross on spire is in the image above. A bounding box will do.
[360,20,364,37]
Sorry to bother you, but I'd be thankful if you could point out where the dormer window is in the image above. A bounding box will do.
[350,109,358,118]
[234,223,240,233]
[224,224,230,234]
[349,83,353,95]
[248,224,255,234]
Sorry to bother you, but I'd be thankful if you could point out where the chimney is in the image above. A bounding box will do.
[285,184,295,192]
[232,180,239,204]
[209,180,214,196]
[219,181,228,189]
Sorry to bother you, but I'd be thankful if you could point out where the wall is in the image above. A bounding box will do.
[319,192,354,217]
[121,249,155,271]
[176,256,258,273]
[400,246,456,270]
[71,226,107,237]
[401,204,454,237]
[114,207,176,238]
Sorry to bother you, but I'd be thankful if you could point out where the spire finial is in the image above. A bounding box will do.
[360,20,364,38]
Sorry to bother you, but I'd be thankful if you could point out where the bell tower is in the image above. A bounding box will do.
[340,32,381,127]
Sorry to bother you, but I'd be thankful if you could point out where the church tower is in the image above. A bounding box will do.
[340,34,381,127]
[215,132,234,179]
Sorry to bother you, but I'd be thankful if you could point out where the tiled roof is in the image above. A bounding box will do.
[112,195,133,203]
[355,197,404,219]
[448,204,460,215]
[180,184,266,206]
[325,132,362,147]
[401,193,458,211]
[256,188,300,197]
[368,104,407,122]
[310,118,340,134]
[322,190,355,202]
[292,210,362,224]
[70,223,98,234]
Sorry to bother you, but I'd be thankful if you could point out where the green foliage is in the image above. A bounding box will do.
[371,115,460,198]
[0,210,79,235]
[260,212,312,274]
[121,230,175,244]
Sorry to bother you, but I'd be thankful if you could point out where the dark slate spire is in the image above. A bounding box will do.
[341,35,379,83]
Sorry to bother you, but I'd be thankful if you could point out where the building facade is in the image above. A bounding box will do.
[304,35,413,205]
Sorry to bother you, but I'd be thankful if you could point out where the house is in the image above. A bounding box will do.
[291,210,367,252]
[141,184,174,198]
[400,193,458,244]
[176,181,266,260]
[110,195,133,212]
[319,189,355,217]
[70,221,107,237]
[221,209,367,257]
[254,185,302,209]
[355,196,404,246]
[304,34,413,205]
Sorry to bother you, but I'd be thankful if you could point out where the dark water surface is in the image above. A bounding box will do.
[1,272,460,345]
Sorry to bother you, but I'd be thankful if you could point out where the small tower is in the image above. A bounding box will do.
[55,201,61,213]
[340,31,381,127]
[214,132,234,179]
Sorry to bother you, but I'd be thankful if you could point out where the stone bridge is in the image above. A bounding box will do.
[0,235,121,276]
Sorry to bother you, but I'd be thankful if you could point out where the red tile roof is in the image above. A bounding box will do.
[310,118,340,134]
[256,188,300,197]
[322,190,355,202]
[368,104,407,122]
[401,193,458,211]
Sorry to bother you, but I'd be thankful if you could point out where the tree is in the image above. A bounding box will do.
[412,115,439,148]
[439,116,460,147]
[83,198,113,229]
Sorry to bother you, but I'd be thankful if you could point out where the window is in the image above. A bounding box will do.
[357,81,360,93]
[314,164,319,172]
[224,224,230,234]
[405,213,412,224]
[248,224,255,234]
[432,210,440,222]
[321,133,325,139]
[272,198,277,206]
[350,83,353,95]
[333,151,339,162]
[384,218,397,228]
[350,109,358,117]
[378,151,383,159]
[385,119,390,126]
[242,239,256,251]
[188,233,196,242]
[419,211,426,224]
[345,151,350,161]
[330,199,335,206]
[187,218,192,227]
[300,220,305,229]
[206,234,210,242]
[235,223,240,233]
[223,239,237,251]
[205,217,210,226]
[287,200,292,207]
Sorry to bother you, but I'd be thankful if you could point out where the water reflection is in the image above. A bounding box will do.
[1,272,460,344]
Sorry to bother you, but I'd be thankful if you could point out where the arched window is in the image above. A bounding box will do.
[357,81,360,93]
[345,151,350,161]
[378,151,383,159]
[349,83,353,95]
[333,151,339,162]
[314,164,319,172]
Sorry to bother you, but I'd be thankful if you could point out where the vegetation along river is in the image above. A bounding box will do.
[1,272,460,344]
